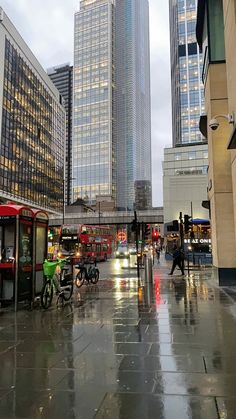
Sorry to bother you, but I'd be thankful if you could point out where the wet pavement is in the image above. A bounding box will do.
[1,256,236,418]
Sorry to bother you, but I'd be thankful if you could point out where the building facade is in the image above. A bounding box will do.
[115,0,152,210]
[134,180,152,210]
[196,0,236,284]
[169,0,205,145]
[165,0,208,232]
[73,0,152,210]
[48,64,73,205]
[73,0,116,206]
[163,144,209,223]
[0,8,65,214]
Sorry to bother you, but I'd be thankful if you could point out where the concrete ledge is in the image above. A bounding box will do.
[218,267,236,286]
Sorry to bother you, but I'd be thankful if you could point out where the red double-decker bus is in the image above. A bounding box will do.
[60,224,114,262]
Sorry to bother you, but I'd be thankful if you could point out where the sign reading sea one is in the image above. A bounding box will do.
[184,238,211,244]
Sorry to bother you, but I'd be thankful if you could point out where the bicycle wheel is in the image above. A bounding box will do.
[75,269,85,288]
[41,279,53,309]
[91,269,99,284]
[63,279,74,301]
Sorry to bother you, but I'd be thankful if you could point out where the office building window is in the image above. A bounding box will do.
[208,0,225,62]
[175,153,182,161]
[188,151,196,160]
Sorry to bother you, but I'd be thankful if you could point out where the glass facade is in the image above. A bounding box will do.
[169,0,205,145]
[115,0,152,210]
[73,0,152,210]
[48,64,73,205]
[201,0,225,82]
[0,38,65,212]
[73,0,115,205]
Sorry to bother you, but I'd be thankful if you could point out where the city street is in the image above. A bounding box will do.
[97,255,140,280]
[1,255,236,418]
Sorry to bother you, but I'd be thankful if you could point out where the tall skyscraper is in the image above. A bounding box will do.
[73,0,116,206]
[115,0,152,210]
[48,64,73,205]
[73,0,152,210]
[169,0,205,146]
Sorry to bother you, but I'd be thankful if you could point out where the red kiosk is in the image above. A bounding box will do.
[0,204,48,310]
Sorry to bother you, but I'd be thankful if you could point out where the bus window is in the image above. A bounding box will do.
[92,244,96,252]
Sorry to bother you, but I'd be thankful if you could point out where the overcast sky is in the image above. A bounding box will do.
[0,0,172,207]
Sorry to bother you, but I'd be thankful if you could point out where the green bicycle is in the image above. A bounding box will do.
[41,258,73,309]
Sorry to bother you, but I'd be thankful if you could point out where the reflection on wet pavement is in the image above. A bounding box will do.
[1,259,236,417]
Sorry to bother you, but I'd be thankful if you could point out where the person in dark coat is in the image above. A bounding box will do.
[168,244,184,275]
[155,245,161,263]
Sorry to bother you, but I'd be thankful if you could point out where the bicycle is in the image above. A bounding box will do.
[75,258,99,288]
[41,257,73,309]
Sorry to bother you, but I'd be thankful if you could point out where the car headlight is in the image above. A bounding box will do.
[116,251,119,255]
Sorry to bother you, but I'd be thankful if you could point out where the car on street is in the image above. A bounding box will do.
[115,245,130,258]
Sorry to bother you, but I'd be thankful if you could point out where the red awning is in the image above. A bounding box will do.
[0,204,34,217]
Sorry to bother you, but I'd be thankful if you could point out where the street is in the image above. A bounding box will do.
[97,255,141,280]
[0,254,236,418]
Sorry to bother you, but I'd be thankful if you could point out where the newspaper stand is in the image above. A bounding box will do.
[0,204,48,310]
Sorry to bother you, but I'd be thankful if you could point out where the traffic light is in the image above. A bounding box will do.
[131,219,137,232]
[184,214,191,234]
[48,228,54,240]
[144,224,151,239]
[152,229,159,241]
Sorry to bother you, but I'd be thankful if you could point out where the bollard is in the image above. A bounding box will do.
[144,255,153,283]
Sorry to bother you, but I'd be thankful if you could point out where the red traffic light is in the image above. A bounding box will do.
[152,229,159,241]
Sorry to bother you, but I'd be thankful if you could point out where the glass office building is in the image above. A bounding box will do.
[115,0,152,210]
[0,9,65,213]
[73,0,152,210]
[169,0,205,145]
[48,64,73,205]
[73,0,115,205]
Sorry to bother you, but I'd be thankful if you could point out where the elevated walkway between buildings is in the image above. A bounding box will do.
[49,209,164,226]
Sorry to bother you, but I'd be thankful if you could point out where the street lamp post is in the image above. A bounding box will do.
[98,201,102,225]
[62,178,65,225]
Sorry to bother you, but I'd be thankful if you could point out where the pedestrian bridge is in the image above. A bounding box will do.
[49,208,163,226]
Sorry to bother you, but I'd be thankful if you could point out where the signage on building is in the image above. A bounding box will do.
[0,215,15,220]
[184,238,211,244]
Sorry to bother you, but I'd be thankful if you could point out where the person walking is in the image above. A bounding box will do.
[168,244,184,276]
[156,245,161,264]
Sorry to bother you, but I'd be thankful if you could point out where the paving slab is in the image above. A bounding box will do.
[95,393,218,419]
[0,258,236,417]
